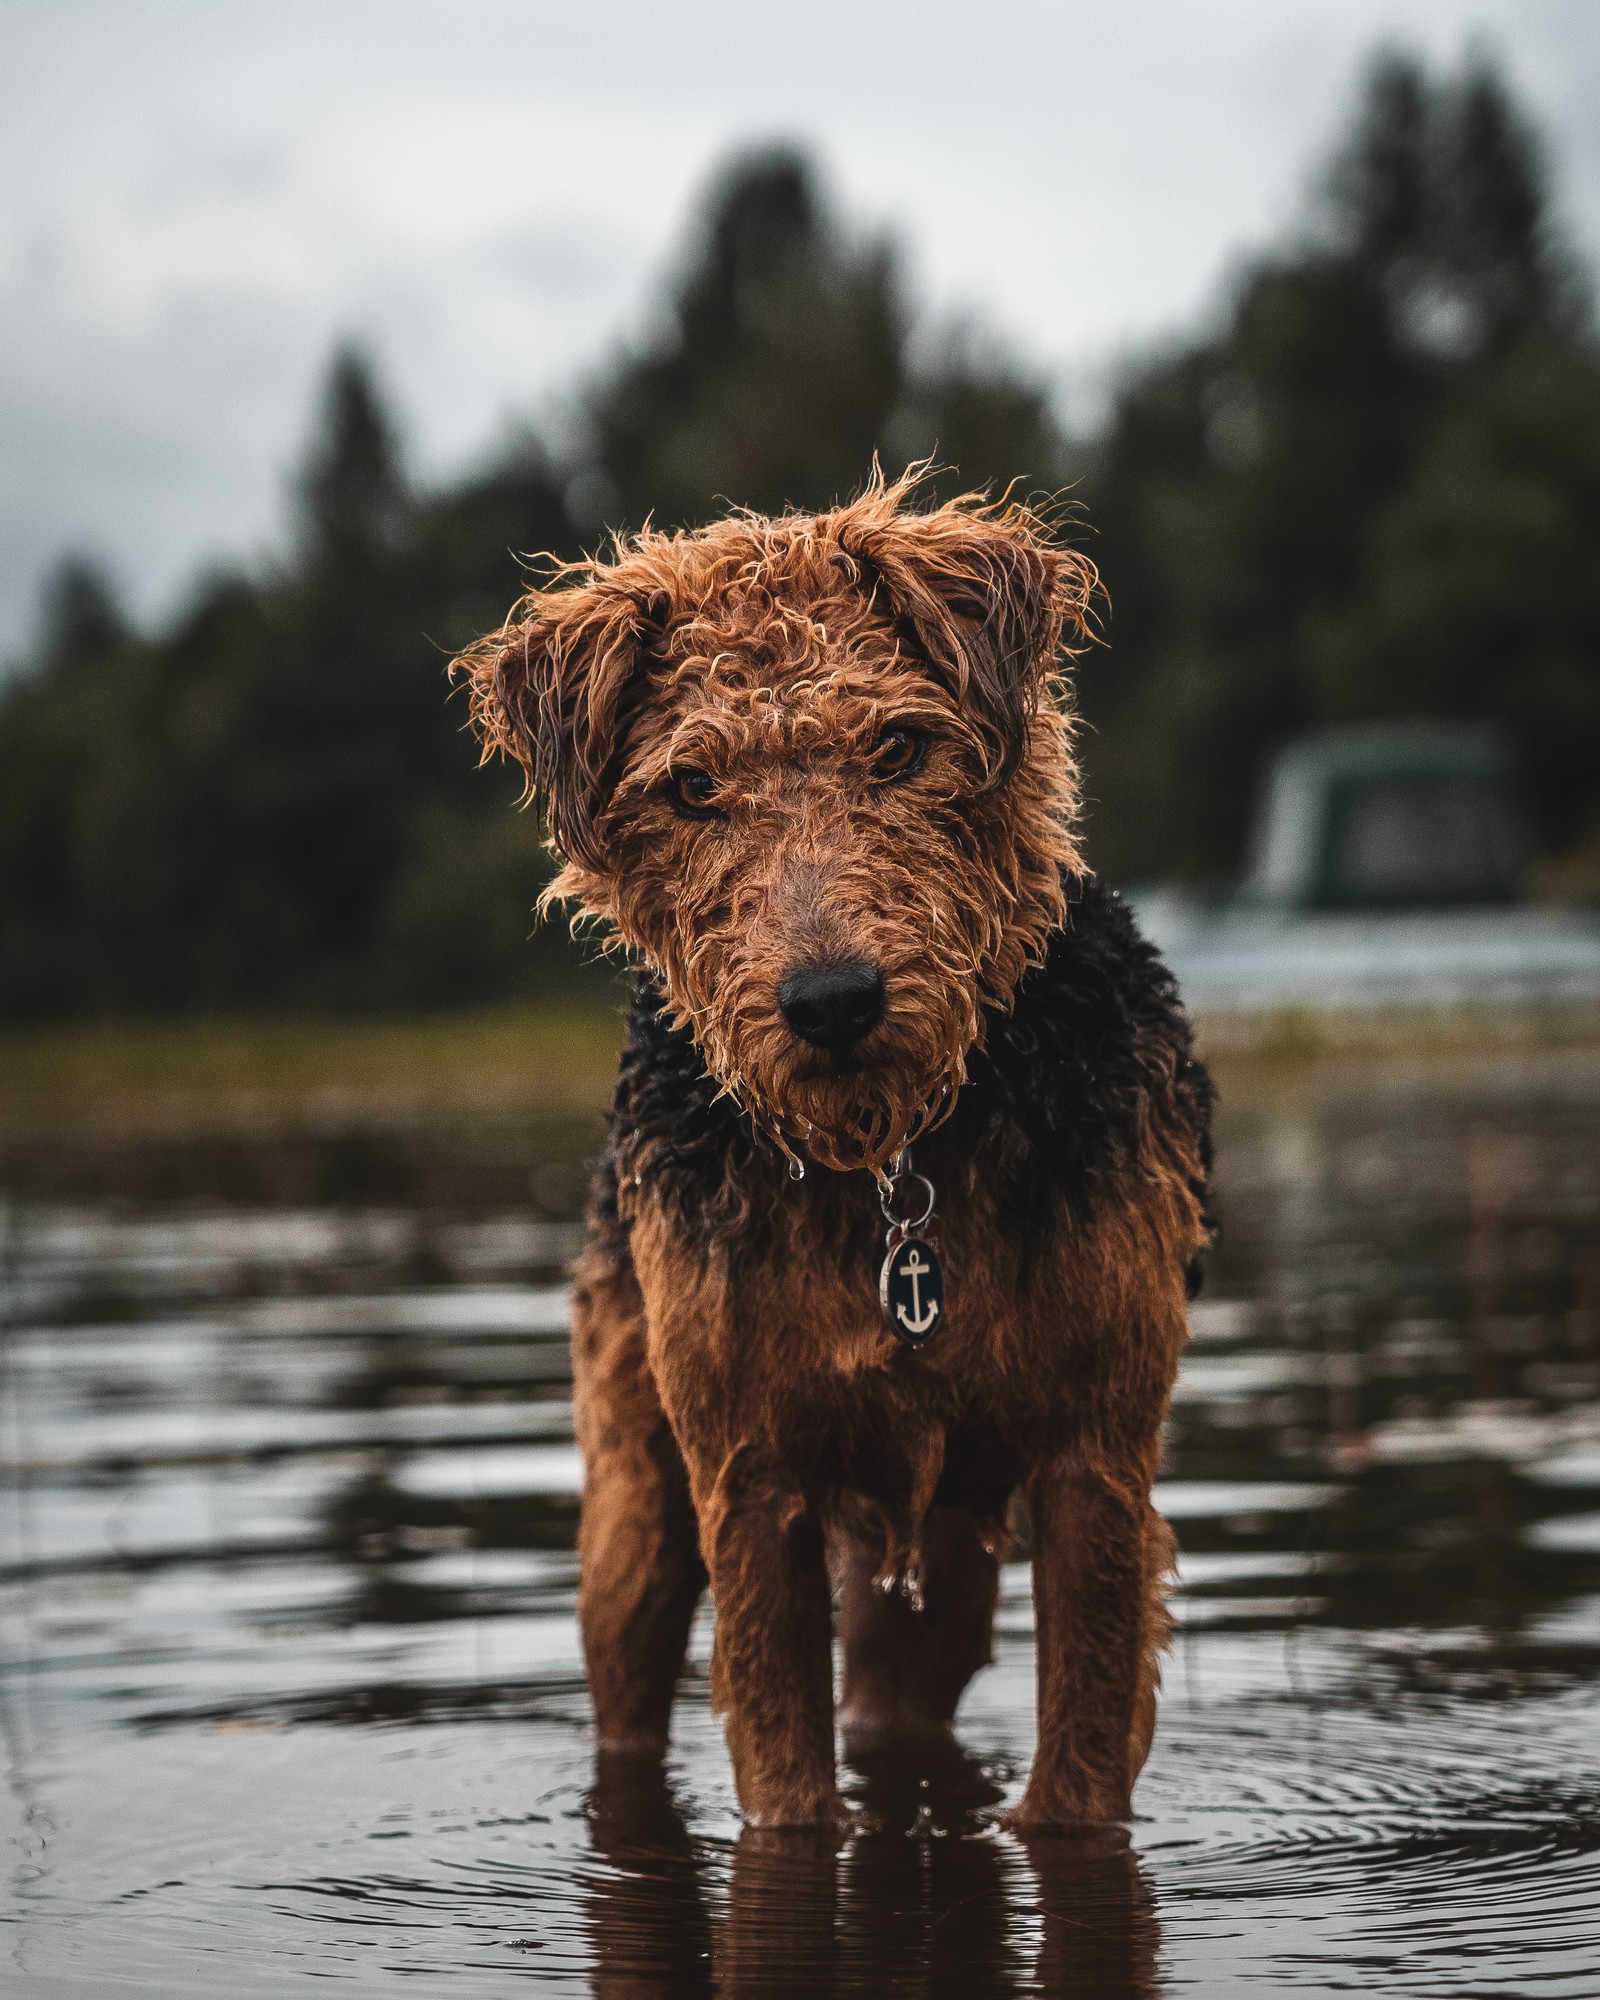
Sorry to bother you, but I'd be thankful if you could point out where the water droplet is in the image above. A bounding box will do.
[788,1156,806,1182]
[631,1171,642,1187]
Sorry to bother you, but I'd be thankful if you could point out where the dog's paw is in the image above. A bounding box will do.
[992,1808,1128,1848]
[593,1729,669,1760]
[995,1795,1133,1839]
[741,1791,860,1838]
[837,1709,956,1753]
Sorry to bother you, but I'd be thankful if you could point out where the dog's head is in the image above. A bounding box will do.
[455,476,1095,1174]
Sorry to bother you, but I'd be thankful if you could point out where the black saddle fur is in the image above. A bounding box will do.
[592,873,1213,1295]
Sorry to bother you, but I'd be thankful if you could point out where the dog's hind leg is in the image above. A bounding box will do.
[572,1235,705,1755]
[836,1505,1000,1737]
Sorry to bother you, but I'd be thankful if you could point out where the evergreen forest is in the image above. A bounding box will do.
[3,51,1598,1018]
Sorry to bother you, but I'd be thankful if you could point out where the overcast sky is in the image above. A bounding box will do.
[3,0,1598,657]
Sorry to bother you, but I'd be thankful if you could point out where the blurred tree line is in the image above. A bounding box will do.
[2,51,1597,1018]
[1080,52,1600,886]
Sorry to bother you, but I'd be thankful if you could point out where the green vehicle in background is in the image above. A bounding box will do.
[1243,724,1531,915]
[1135,724,1600,1012]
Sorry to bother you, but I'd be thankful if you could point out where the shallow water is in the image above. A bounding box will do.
[4,1050,1600,1995]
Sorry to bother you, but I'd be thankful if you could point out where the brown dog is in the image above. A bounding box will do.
[455,475,1212,1828]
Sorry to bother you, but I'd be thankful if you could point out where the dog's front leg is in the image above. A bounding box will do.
[697,1446,846,1828]
[1012,1457,1167,1828]
[572,1242,706,1755]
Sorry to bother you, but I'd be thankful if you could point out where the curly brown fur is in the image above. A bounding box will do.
[454,471,1212,1829]
[456,472,1091,1173]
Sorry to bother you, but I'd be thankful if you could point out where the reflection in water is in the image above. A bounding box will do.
[3,1045,1600,1991]
[585,1756,714,1998]
[584,1737,1159,2000]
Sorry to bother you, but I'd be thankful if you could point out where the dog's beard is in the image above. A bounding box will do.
[695,1005,976,1177]
[774,1068,959,1175]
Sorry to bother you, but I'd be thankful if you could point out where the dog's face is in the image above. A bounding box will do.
[457,481,1094,1173]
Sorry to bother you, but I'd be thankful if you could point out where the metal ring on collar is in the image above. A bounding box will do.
[879,1170,936,1232]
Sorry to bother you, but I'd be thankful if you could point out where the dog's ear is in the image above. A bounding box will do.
[453,577,670,872]
[839,498,1095,788]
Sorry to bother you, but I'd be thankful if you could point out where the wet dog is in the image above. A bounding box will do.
[454,475,1212,1827]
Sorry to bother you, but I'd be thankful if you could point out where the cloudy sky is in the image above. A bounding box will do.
[3,0,1598,656]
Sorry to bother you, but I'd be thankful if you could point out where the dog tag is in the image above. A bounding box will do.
[879,1221,944,1345]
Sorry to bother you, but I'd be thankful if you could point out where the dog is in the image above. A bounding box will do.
[454,474,1213,1829]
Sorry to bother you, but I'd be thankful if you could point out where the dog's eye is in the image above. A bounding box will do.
[668,767,723,820]
[872,726,926,781]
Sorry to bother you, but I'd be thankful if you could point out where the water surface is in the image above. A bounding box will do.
[4,1048,1600,1994]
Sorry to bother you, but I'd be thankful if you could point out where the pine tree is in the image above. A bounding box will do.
[302,347,410,559]
[1079,48,1600,884]
[32,556,129,676]
[589,148,907,528]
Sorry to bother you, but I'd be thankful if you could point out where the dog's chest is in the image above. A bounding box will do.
[744,1192,1021,1418]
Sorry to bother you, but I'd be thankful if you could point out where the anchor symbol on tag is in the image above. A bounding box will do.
[878,1223,945,1345]
[894,1246,939,1336]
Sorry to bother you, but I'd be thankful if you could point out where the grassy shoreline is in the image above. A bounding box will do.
[2,997,1599,1143]
[0,1005,629,1141]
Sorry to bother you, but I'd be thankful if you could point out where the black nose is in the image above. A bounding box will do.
[778,959,886,1051]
